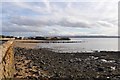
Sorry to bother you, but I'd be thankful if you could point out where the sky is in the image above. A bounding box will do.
[1,0,119,37]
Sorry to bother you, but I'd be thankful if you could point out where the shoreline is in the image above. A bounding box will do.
[15,42,119,53]
[14,47,120,80]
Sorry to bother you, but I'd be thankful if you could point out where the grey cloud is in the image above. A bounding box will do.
[2,21,40,32]
[55,19,90,28]
[97,21,114,27]
[10,16,91,28]
[3,15,117,33]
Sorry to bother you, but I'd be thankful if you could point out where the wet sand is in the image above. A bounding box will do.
[14,46,120,80]
[14,42,38,49]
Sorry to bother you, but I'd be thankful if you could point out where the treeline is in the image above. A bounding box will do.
[0,35,70,40]
[28,36,70,40]
[1,35,15,38]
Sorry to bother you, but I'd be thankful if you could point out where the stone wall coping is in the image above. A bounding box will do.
[0,40,14,63]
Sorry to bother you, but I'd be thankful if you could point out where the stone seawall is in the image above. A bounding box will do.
[0,40,15,80]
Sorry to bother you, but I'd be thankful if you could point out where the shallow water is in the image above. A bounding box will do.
[37,38,118,53]
[0,40,6,45]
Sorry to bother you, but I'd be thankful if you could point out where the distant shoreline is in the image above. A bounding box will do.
[1,35,120,40]
[69,36,120,38]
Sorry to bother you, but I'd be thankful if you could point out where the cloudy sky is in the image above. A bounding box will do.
[1,0,119,36]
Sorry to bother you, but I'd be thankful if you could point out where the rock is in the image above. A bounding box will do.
[16,67,22,72]
[40,60,46,65]
[69,59,74,63]
[96,67,104,72]
[58,61,62,63]
[69,58,81,63]
[101,59,115,63]
[75,58,81,62]
[14,73,22,77]
[27,62,33,68]
[29,70,39,76]
[90,56,99,60]
[110,66,116,70]
[14,47,120,80]
[26,76,38,80]
[42,66,49,71]
[54,72,60,77]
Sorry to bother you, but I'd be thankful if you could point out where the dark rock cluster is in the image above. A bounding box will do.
[14,47,120,80]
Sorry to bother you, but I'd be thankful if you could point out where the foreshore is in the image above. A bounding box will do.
[14,46,120,80]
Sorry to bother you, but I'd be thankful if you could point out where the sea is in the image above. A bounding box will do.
[37,38,119,53]
[0,40,7,45]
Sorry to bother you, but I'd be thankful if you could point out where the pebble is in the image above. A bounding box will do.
[14,47,120,80]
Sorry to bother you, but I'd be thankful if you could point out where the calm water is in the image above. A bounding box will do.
[37,38,118,53]
[0,40,6,45]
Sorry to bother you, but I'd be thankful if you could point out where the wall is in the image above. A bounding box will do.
[0,40,15,80]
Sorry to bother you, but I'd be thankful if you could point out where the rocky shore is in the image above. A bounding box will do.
[14,47,120,80]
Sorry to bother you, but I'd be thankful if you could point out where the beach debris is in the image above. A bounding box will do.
[100,59,115,63]
[110,66,116,70]
[89,56,99,60]
[69,58,81,63]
